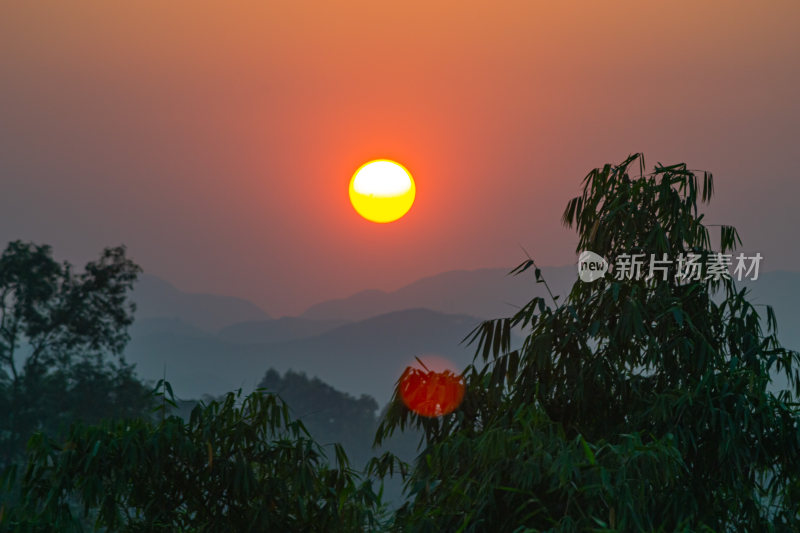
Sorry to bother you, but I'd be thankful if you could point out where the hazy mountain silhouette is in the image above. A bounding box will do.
[299,266,799,348]
[132,274,270,330]
[218,317,349,344]
[125,308,480,403]
[264,308,479,402]
[300,266,578,321]
[743,270,800,340]
[741,271,800,392]
[125,267,800,403]
[132,317,212,338]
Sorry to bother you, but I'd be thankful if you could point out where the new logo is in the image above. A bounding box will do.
[578,251,608,282]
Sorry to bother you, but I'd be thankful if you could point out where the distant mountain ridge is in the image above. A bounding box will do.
[125,267,800,403]
[300,266,579,321]
[125,308,480,403]
[218,317,349,345]
[132,274,270,330]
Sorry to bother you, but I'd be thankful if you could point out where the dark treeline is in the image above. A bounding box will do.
[0,241,151,467]
[256,368,418,468]
[172,368,420,470]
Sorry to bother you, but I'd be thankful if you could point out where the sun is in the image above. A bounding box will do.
[349,159,415,223]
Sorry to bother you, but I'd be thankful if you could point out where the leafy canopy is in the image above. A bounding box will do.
[2,385,386,532]
[378,154,800,531]
[0,241,148,465]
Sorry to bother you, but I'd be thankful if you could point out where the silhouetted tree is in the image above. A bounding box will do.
[378,154,800,530]
[0,241,149,465]
[2,386,385,531]
[258,369,379,466]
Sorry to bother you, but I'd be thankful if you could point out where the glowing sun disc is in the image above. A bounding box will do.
[349,159,415,223]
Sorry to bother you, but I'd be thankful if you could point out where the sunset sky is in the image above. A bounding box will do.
[1,1,798,316]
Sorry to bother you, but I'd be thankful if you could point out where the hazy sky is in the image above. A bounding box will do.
[1,1,798,316]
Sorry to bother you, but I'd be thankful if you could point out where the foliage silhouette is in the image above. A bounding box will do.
[377,154,800,531]
[258,368,380,467]
[4,155,800,531]
[1,383,386,532]
[0,241,149,466]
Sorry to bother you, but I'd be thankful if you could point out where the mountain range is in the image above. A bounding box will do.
[132,274,270,330]
[125,266,800,404]
[126,309,480,404]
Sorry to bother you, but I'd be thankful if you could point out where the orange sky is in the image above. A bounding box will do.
[1,1,798,316]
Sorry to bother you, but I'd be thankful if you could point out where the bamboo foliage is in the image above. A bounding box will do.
[378,154,800,531]
[2,384,385,532]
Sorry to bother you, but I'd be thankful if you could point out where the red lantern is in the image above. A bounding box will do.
[399,363,465,417]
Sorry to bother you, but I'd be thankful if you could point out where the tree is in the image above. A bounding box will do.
[0,241,149,465]
[258,369,380,468]
[1,386,386,532]
[257,369,419,507]
[378,154,800,531]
